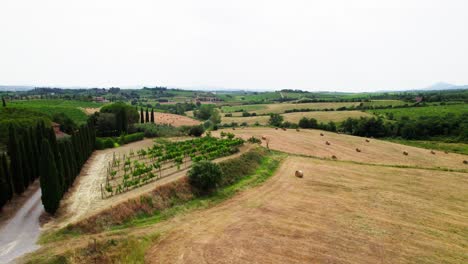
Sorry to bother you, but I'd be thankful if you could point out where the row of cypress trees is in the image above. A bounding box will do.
[140,107,155,123]
[0,121,96,214]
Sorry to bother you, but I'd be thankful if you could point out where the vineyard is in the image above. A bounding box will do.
[102,135,244,198]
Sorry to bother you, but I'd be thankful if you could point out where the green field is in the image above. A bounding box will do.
[9,99,104,124]
[221,104,267,113]
[370,104,468,120]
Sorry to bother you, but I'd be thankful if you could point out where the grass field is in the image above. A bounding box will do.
[146,156,468,263]
[9,99,104,124]
[222,102,360,115]
[370,104,468,120]
[222,110,373,125]
[361,100,407,107]
[213,127,468,170]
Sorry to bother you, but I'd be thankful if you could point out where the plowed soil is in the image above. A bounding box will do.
[155,113,201,127]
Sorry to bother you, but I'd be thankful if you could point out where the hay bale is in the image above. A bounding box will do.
[325,141,330,145]
[296,129,300,132]
[331,155,337,160]
[403,151,408,156]
[365,139,370,143]
[232,128,236,130]
[355,148,361,152]
[320,133,324,136]
[282,128,287,131]
[444,151,449,154]
[275,127,278,130]
[261,136,267,140]
[430,150,436,155]
[463,160,468,164]
[295,170,304,178]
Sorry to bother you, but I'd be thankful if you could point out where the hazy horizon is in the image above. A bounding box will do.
[1,0,468,92]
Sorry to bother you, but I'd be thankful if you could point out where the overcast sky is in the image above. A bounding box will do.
[1,0,467,92]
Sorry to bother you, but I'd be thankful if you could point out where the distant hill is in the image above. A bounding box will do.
[422,82,468,91]
[0,85,35,91]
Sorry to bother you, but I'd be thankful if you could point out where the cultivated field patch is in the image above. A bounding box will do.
[213,127,468,170]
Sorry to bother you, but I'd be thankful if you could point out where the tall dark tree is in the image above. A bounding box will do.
[1,154,13,202]
[2,96,6,107]
[151,108,155,123]
[140,108,144,123]
[39,139,61,214]
[28,127,40,180]
[0,154,13,209]
[145,108,150,123]
[19,140,31,188]
[7,126,24,194]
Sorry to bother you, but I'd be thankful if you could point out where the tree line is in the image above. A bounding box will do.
[0,121,96,214]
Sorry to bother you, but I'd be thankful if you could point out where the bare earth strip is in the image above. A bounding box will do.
[44,139,252,229]
[146,156,468,264]
[154,113,201,127]
[213,127,468,170]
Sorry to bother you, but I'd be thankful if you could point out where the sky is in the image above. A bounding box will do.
[1,0,467,92]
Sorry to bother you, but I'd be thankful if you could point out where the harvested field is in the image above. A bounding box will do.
[146,157,468,263]
[222,102,360,115]
[79,107,100,115]
[154,113,201,127]
[222,110,373,125]
[212,127,468,170]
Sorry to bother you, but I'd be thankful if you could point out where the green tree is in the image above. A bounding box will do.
[188,161,223,194]
[2,96,6,107]
[140,108,144,123]
[1,154,13,202]
[145,108,150,123]
[0,154,12,209]
[39,139,62,214]
[7,126,24,194]
[151,108,155,123]
[268,113,284,127]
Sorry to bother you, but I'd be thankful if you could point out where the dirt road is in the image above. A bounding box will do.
[0,189,43,264]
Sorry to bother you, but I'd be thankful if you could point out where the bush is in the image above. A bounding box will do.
[247,136,261,144]
[118,132,144,145]
[218,148,266,186]
[95,137,116,150]
[134,123,183,138]
[188,125,205,137]
[188,161,223,194]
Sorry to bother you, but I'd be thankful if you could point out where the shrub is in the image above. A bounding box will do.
[247,136,261,144]
[134,123,183,138]
[95,137,116,150]
[188,161,223,194]
[118,132,144,145]
[224,113,233,117]
[188,125,205,137]
[268,113,283,127]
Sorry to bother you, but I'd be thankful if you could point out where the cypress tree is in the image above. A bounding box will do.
[121,109,128,134]
[0,154,10,209]
[7,126,24,194]
[24,130,36,183]
[2,96,6,107]
[151,108,155,123]
[29,127,40,180]
[39,139,61,214]
[56,153,65,197]
[145,108,149,123]
[59,142,71,191]
[19,140,31,189]
[47,128,59,161]
[1,154,13,202]
[66,140,78,182]
[140,108,144,123]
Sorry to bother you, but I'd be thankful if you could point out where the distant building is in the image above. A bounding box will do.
[93,96,109,103]
[415,96,423,103]
[51,122,69,139]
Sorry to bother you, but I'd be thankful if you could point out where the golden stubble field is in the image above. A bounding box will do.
[222,110,373,125]
[147,156,468,263]
[213,127,468,170]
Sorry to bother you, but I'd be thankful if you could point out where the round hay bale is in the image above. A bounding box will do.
[430,150,436,155]
[320,133,324,136]
[232,128,236,130]
[444,151,449,154]
[325,141,331,145]
[365,139,370,143]
[403,151,408,156]
[356,148,361,152]
[275,127,278,130]
[463,160,468,164]
[295,170,304,178]
[296,129,300,132]
[331,155,337,160]
[261,136,267,140]
[282,128,287,131]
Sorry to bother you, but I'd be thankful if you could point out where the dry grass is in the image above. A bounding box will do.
[222,110,373,125]
[146,157,468,263]
[250,102,360,114]
[154,113,201,127]
[212,127,468,170]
